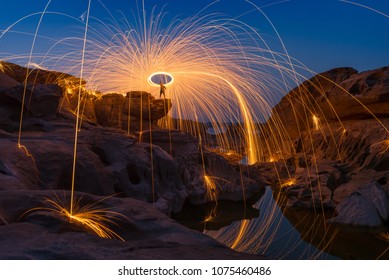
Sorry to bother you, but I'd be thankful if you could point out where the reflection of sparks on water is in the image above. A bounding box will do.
[206,187,337,259]
[231,219,250,250]
[377,233,389,259]
[204,205,218,224]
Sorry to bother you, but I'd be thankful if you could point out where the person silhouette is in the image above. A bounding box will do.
[159,81,166,98]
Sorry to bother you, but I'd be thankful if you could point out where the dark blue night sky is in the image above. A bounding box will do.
[1,0,388,73]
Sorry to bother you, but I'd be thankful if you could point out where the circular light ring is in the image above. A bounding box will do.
[147,71,174,87]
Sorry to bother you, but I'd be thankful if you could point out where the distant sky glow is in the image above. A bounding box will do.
[0,0,388,73]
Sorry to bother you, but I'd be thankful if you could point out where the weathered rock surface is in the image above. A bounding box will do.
[0,73,19,91]
[266,67,389,139]
[93,92,171,132]
[0,60,84,87]
[329,182,389,227]
[279,118,389,219]
[259,66,389,227]
[266,67,358,139]
[0,190,264,259]
[140,129,265,205]
[0,118,188,215]
[0,84,64,118]
[325,66,389,120]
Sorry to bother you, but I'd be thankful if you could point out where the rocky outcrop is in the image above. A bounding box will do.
[0,82,64,133]
[0,64,264,259]
[325,66,389,119]
[140,129,265,205]
[278,118,389,226]
[0,68,184,214]
[1,62,172,133]
[73,91,172,133]
[138,129,202,194]
[124,91,172,121]
[260,66,389,227]
[266,67,389,140]
[0,60,84,87]
[265,67,358,139]
[0,84,64,118]
[0,67,258,215]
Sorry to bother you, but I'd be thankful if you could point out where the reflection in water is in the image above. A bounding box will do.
[173,199,260,231]
[205,186,337,259]
[176,186,389,259]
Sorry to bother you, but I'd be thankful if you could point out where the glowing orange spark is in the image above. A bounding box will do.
[280,178,297,188]
[204,206,218,223]
[70,0,91,216]
[24,197,125,241]
[372,139,389,155]
[0,61,7,72]
[231,219,250,249]
[378,139,389,155]
[17,143,38,173]
[312,115,320,131]
[204,175,218,202]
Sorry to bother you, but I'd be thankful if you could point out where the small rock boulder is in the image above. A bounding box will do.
[329,182,389,227]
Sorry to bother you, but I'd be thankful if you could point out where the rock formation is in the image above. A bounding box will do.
[260,66,389,227]
[0,62,265,259]
[140,129,263,205]
[2,60,388,259]
[0,60,84,87]
[93,91,172,132]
